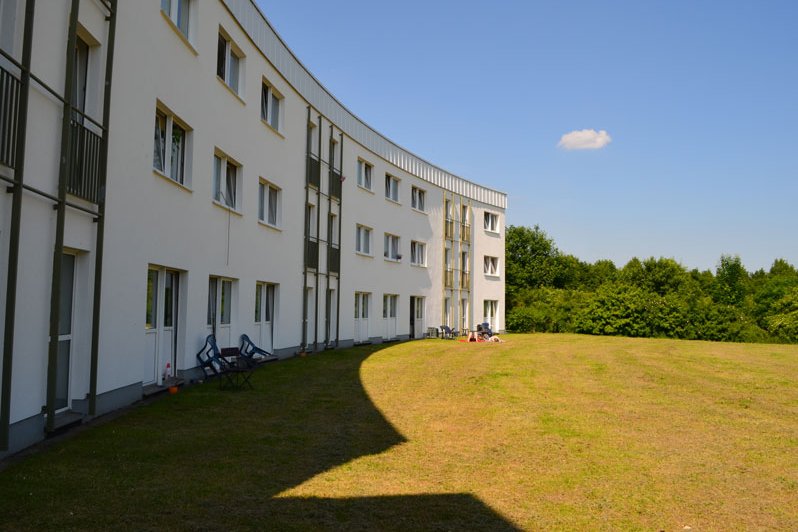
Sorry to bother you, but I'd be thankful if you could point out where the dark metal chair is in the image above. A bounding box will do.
[440,325,459,339]
[239,334,279,365]
[477,322,493,339]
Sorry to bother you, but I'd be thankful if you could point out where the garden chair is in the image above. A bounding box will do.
[440,325,458,339]
[196,334,228,379]
[239,334,279,365]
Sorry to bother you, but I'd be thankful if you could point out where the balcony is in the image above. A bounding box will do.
[67,119,103,203]
[0,66,21,169]
[444,269,454,288]
[329,168,342,199]
[305,238,319,269]
[307,155,321,188]
[444,219,454,239]
[327,245,340,273]
[460,223,471,242]
[460,271,471,290]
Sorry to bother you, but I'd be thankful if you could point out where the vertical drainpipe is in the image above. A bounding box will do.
[0,0,36,451]
[313,123,324,351]
[46,0,80,432]
[301,107,311,350]
[335,132,343,347]
[89,0,117,416]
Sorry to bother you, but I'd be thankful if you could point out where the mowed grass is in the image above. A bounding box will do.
[1,334,797,530]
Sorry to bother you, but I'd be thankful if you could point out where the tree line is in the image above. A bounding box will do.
[505,225,798,343]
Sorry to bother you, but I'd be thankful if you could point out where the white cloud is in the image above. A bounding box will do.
[558,129,612,150]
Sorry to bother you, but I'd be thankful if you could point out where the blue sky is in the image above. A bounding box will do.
[256,1,797,272]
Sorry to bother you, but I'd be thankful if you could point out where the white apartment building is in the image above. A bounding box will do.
[0,0,506,456]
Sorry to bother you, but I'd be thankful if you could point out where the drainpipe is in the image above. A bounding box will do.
[335,132,343,347]
[89,0,117,416]
[0,0,36,451]
[301,107,311,350]
[46,0,80,432]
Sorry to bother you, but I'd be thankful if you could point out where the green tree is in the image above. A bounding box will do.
[505,225,559,307]
[714,255,748,306]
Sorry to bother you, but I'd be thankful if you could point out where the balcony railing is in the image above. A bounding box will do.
[444,269,454,288]
[329,168,342,199]
[305,238,319,269]
[67,119,103,203]
[444,219,454,239]
[328,245,340,273]
[0,66,21,169]
[307,155,321,188]
[460,223,471,242]
[460,272,471,290]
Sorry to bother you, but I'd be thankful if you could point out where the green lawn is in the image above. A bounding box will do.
[1,334,797,530]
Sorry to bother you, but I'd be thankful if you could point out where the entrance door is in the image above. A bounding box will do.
[383,294,397,340]
[354,292,369,343]
[325,288,336,345]
[208,277,233,347]
[145,268,180,385]
[56,254,76,411]
[409,297,416,339]
[255,282,275,352]
[412,297,425,339]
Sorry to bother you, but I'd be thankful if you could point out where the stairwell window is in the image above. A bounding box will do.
[261,81,282,131]
[411,186,426,212]
[484,256,499,276]
[357,160,373,190]
[161,0,191,40]
[258,179,281,227]
[484,212,499,233]
[410,241,426,266]
[153,106,191,186]
[385,174,399,203]
[217,30,243,95]
[355,225,372,255]
[212,152,240,210]
[384,233,400,261]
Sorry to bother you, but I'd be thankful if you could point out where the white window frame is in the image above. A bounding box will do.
[411,186,426,212]
[355,224,372,256]
[484,212,500,233]
[382,294,398,319]
[217,29,243,95]
[483,300,498,329]
[153,105,191,186]
[484,256,499,276]
[261,80,282,131]
[410,241,426,266]
[161,0,192,41]
[357,159,373,191]
[385,174,400,203]
[258,179,281,228]
[384,233,401,261]
[212,151,241,211]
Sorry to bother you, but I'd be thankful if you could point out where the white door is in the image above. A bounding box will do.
[55,254,76,411]
[325,288,337,345]
[208,277,233,347]
[144,268,159,385]
[255,282,275,352]
[414,297,425,339]
[383,294,397,340]
[305,287,315,348]
[354,292,369,343]
[483,299,498,331]
[160,270,179,382]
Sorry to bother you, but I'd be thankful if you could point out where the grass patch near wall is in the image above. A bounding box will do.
[1,334,797,530]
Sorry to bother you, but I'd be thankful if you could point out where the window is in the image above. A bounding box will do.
[207,276,234,327]
[258,180,281,227]
[153,107,190,185]
[410,241,426,266]
[212,152,239,209]
[255,282,276,323]
[357,160,372,190]
[0,0,17,56]
[161,0,191,39]
[383,294,398,318]
[328,212,338,246]
[483,300,498,329]
[484,212,499,233]
[384,233,400,261]
[411,186,426,212]
[385,174,399,202]
[305,203,317,238]
[146,269,158,329]
[356,225,372,255]
[461,205,469,224]
[484,256,499,276]
[71,36,89,121]
[261,82,282,130]
[217,31,242,94]
[460,298,469,331]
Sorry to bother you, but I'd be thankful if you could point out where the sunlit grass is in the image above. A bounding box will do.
[1,334,796,530]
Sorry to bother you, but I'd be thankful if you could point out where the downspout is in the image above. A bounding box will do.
[312,121,323,351]
[46,0,80,432]
[301,106,311,350]
[0,0,36,451]
[335,132,343,347]
[89,0,117,416]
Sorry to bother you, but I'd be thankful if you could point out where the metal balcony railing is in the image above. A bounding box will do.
[307,155,321,188]
[67,119,103,203]
[328,245,340,273]
[444,219,454,239]
[460,272,471,290]
[0,66,21,169]
[444,268,454,288]
[305,238,319,269]
[329,168,342,199]
[460,223,471,242]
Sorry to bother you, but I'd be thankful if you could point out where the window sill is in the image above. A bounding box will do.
[411,207,428,215]
[160,10,198,56]
[385,198,401,206]
[411,263,428,269]
[355,251,373,259]
[153,169,192,192]
[484,274,501,280]
[260,118,285,139]
[357,184,374,194]
[216,76,246,106]
[258,219,282,232]
[484,229,501,236]
[212,199,242,217]
[384,257,402,263]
